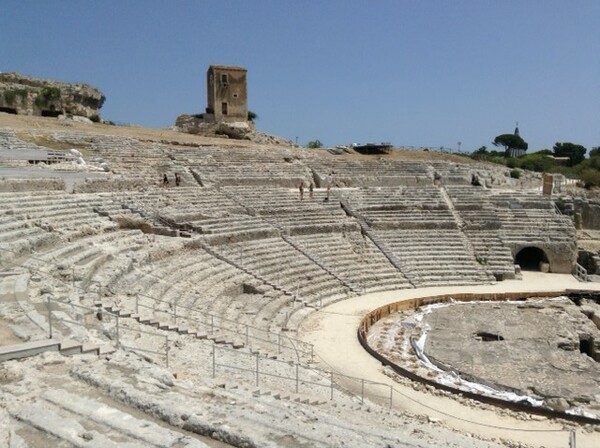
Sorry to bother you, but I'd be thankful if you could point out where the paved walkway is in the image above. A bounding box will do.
[299,272,600,448]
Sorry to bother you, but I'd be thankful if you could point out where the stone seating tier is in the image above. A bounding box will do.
[106,249,264,333]
[463,230,516,278]
[21,230,148,291]
[490,192,554,209]
[189,215,274,235]
[445,185,492,209]
[0,193,120,254]
[290,233,411,292]
[216,238,352,304]
[374,229,493,286]
[340,186,447,209]
[183,148,312,185]
[118,188,246,222]
[495,210,575,237]
[361,210,457,230]
[113,250,304,334]
[308,159,431,177]
[0,129,46,152]
[223,186,343,206]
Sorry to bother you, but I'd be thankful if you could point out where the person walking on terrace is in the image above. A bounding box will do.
[324,171,334,201]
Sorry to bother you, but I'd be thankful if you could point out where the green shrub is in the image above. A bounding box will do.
[4,89,29,105]
[3,91,16,105]
[89,113,100,123]
[510,169,521,179]
[580,169,600,189]
[35,86,61,108]
[41,86,61,100]
[307,139,323,149]
[519,153,554,172]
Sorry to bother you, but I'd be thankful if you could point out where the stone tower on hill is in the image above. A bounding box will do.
[206,65,247,122]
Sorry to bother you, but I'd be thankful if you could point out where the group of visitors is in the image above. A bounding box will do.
[298,172,334,201]
[162,173,181,187]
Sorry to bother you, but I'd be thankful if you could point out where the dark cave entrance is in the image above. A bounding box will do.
[41,110,61,117]
[0,107,18,114]
[515,247,549,271]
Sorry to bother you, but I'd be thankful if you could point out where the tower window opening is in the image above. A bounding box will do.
[475,331,504,342]
[579,338,594,359]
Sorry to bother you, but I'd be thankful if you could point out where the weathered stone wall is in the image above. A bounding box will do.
[207,65,248,122]
[509,242,576,274]
[0,72,104,118]
[573,198,600,229]
[174,114,291,145]
[0,178,65,192]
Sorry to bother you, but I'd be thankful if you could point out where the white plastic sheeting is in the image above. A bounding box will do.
[392,297,580,410]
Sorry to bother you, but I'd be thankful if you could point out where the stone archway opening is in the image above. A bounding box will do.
[515,247,549,271]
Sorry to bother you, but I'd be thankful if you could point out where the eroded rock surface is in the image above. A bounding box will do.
[422,299,600,413]
[0,72,105,119]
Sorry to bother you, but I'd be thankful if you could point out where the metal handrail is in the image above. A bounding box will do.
[0,246,313,362]
[574,263,588,282]
[133,291,311,360]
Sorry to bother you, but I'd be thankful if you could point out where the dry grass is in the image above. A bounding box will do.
[342,147,477,164]
[0,113,265,150]
[15,131,90,154]
[2,113,478,164]
[113,214,153,234]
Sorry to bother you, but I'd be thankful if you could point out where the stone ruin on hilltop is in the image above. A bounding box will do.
[174,65,290,145]
[0,72,105,120]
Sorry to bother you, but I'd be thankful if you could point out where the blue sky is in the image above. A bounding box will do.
[2,1,599,151]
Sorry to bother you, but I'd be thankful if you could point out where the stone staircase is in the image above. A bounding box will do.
[441,186,496,283]
[96,300,304,361]
[96,302,246,350]
[0,338,113,363]
[7,388,209,447]
[201,240,293,298]
[281,233,362,294]
[338,196,414,287]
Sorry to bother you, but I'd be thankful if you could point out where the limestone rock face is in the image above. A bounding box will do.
[174,114,208,134]
[0,72,105,118]
[174,113,292,145]
[545,397,570,412]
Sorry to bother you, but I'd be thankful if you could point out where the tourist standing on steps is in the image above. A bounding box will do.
[162,174,169,187]
[299,181,304,200]
[175,173,181,187]
[324,171,334,201]
[309,181,314,199]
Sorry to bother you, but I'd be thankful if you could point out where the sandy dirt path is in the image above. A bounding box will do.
[299,272,600,448]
